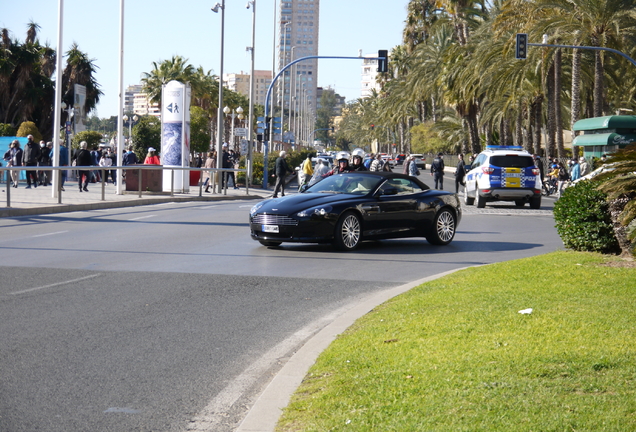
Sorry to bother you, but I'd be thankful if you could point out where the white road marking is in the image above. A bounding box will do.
[129,215,156,221]
[32,231,69,238]
[10,274,102,295]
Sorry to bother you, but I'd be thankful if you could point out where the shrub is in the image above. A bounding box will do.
[16,121,42,142]
[0,123,16,136]
[553,180,620,254]
[71,131,104,150]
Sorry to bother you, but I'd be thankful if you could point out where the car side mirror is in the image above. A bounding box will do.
[380,187,399,196]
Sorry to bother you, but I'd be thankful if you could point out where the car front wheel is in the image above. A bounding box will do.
[333,211,361,251]
[426,208,456,245]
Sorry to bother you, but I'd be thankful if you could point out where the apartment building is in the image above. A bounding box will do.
[224,70,273,107]
[361,54,382,98]
[279,0,319,115]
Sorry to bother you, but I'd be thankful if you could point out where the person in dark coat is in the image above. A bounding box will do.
[272,150,292,198]
[454,153,466,194]
[23,135,41,189]
[75,141,93,192]
[430,152,445,190]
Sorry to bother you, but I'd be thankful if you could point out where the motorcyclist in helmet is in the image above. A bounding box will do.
[349,148,367,171]
[322,151,351,178]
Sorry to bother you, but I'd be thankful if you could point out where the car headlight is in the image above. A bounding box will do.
[297,205,332,218]
[250,202,264,217]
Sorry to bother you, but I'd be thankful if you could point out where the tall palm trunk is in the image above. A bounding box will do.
[554,48,564,158]
[532,95,543,156]
[570,48,582,159]
[593,52,604,117]
[546,62,556,158]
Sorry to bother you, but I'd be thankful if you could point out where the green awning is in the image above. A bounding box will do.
[573,115,636,131]
[573,132,636,146]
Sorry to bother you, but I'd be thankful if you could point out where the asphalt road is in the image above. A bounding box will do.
[0,187,562,431]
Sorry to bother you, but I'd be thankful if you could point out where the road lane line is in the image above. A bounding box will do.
[32,231,69,238]
[10,274,102,295]
[129,215,156,221]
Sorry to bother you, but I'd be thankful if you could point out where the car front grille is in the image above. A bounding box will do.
[252,214,298,226]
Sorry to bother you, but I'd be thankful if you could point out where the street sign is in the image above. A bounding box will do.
[235,127,247,137]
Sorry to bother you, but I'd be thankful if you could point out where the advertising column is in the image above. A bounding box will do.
[161,80,191,192]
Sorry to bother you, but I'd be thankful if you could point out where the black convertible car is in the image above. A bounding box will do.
[249,172,462,251]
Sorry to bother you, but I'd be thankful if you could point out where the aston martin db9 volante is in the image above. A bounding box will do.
[249,172,461,251]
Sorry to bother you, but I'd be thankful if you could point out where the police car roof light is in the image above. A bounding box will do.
[485,145,524,151]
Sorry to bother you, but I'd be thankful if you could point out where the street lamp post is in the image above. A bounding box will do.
[223,106,243,150]
[122,114,138,146]
[212,0,225,193]
[246,0,256,185]
[280,21,292,140]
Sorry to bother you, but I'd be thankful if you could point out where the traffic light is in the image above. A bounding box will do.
[515,33,528,59]
[264,116,272,137]
[370,124,375,130]
[377,50,388,73]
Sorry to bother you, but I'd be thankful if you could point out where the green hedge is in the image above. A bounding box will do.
[553,180,620,254]
[238,148,315,186]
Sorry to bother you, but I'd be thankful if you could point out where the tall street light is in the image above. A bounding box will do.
[280,21,292,140]
[123,114,138,144]
[212,0,225,191]
[223,106,243,150]
[246,0,256,185]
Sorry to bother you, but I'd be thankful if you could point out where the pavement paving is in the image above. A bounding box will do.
[0,177,271,218]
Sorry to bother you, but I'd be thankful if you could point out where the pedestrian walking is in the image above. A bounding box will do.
[272,150,292,198]
[430,152,445,190]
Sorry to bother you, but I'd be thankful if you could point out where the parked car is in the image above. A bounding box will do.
[249,171,462,251]
[411,154,426,169]
[464,146,542,209]
[395,154,407,165]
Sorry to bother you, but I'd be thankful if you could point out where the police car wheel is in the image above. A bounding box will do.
[476,192,486,208]
[464,188,474,206]
[515,200,526,207]
[530,196,541,209]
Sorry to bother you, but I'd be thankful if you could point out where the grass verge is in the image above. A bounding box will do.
[276,251,636,431]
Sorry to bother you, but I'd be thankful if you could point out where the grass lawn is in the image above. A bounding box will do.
[276,251,636,431]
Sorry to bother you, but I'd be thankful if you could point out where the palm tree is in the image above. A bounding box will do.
[596,144,636,256]
[141,55,196,105]
[62,43,102,117]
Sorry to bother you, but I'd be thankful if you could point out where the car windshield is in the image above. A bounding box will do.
[490,155,534,168]
[304,174,381,195]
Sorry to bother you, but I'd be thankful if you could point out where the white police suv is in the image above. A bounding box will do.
[464,146,542,209]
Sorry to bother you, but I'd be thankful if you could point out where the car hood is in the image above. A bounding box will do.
[257,193,361,213]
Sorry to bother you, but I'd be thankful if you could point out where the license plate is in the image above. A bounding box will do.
[262,225,279,233]
[504,172,521,177]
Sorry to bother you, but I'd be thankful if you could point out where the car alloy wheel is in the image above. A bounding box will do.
[426,208,456,245]
[333,211,361,251]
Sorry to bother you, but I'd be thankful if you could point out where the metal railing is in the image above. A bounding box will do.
[1,165,248,208]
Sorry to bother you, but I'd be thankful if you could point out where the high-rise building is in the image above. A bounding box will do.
[224,70,273,108]
[124,85,142,113]
[361,54,382,98]
[279,0,319,122]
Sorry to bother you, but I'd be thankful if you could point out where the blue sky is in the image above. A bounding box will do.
[3,0,409,118]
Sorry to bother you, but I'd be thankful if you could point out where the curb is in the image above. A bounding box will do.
[235,267,467,432]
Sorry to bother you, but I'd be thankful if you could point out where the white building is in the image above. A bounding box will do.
[361,54,382,98]
[224,70,273,107]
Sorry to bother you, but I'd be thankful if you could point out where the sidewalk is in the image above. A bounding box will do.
[0,179,272,218]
